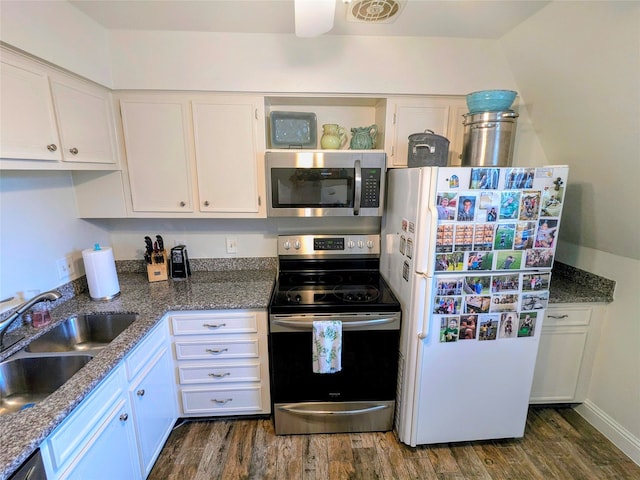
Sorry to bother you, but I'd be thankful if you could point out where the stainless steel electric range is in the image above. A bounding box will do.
[268,234,401,435]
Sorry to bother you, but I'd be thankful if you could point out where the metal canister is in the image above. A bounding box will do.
[461,110,519,167]
[407,130,450,167]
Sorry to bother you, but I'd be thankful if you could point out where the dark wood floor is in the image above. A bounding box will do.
[148,407,639,480]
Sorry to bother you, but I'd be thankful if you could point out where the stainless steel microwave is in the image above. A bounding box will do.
[266,151,386,217]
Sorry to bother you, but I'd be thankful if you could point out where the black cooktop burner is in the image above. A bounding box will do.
[269,260,400,314]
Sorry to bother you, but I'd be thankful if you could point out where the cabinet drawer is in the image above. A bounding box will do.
[45,367,124,471]
[171,311,258,335]
[180,385,264,415]
[174,338,259,360]
[544,308,591,327]
[178,362,261,385]
[125,323,167,381]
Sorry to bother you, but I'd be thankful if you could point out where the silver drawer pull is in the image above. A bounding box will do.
[203,323,226,329]
[212,398,233,404]
[119,413,129,421]
[208,372,231,378]
[205,348,229,354]
[548,314,569,319]
[136,389,146,397]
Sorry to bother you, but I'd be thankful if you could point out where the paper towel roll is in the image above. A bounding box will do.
[82,246,121,301]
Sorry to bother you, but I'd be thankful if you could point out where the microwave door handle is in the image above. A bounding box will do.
[353,159,362,215]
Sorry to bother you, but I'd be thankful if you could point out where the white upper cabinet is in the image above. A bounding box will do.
[0,53,61,162]
[114,93,266,218]
[50,75,119,165]
[192,96,265,216]
[119,96,194,213]
[385,96,467,168]
[0,47,119,170]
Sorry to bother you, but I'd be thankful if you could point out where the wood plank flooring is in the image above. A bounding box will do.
[148,407,639,480]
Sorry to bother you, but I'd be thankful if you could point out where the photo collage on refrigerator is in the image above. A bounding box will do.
[433,166,567,344]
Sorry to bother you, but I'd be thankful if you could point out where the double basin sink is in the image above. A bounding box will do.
[0,313,137,416]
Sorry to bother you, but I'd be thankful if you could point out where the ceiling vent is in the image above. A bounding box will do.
[346,0,404,24]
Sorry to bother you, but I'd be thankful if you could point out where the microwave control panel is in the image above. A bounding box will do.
[361,168,381,207]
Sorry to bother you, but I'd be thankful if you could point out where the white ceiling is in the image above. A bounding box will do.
[68,0,550,39]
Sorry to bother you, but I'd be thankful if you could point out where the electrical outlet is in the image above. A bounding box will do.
[226,236,238,254]
[56,255,75,280]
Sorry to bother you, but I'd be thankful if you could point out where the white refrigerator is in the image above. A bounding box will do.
[381,165,568,446]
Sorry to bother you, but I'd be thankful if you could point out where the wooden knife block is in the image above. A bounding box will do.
[146,250,168,282]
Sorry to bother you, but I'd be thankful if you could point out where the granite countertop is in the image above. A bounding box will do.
[548,262,615,304]
[0,266,276,480]
[0,259,614,478]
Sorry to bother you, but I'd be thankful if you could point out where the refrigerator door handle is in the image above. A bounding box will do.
[416,274,431,340]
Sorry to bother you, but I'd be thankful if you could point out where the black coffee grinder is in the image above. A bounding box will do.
[170,245,191,278]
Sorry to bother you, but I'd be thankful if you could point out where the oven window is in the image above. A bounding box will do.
[269,330,399,403]
[271,168,354,208]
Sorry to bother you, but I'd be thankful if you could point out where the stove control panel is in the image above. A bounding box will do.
[278,234,380,256]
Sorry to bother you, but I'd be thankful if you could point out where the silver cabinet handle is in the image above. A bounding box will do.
[119,413,129,421]
[205,348,229,354]
[204,200,210,206]
[136,389,145,397]
[203,323,226,329]
[69,147,79,155]
[179,201,186,207]
[548,314,569,319]
[47,144,57,152]
[208,372,231,378]
[211,398,233,404]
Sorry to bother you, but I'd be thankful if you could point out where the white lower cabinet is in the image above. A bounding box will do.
[126,322,177,478]
[530,304,605,404]
[40,366,140,480]
[169,310,271,417]
[41,321,177,479]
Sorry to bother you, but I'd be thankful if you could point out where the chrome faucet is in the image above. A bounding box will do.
[0,290,62,347]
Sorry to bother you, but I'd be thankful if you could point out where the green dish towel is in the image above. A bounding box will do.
[312,320,342,374]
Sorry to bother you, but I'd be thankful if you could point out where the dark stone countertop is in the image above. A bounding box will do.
[0,268,276,480]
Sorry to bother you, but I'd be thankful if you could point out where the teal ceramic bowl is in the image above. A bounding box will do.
[466,90,517,113]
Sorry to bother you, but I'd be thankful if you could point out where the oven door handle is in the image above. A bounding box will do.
[278,404,388,416]
[271,316,398,330]
[353,159,362,215]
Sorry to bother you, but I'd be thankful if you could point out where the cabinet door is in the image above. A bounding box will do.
[0,54,61,161]
[447,101,468,167]
[129,345,176,477]
[386,97,450,168]
[59,398,140,480]
[120,97,194,212]
[50,76,118,165]
[192,96,265,216]
[530,326,589,403]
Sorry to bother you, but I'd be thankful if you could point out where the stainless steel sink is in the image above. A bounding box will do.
[0,355,93,415]
[25,313,137,353]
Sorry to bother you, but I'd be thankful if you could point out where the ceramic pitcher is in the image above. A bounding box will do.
[321,124,347,149]
[349,124,378,150]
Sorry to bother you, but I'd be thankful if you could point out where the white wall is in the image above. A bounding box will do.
[501,1,640,261]
[108,30,510,94]
[0,0,112,86]
[504,1,640,463]
[0,172,110,302]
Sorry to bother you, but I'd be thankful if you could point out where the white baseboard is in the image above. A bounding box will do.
[574,400,640,466]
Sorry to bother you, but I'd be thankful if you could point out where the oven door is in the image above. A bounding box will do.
[269,312,400,434]
[268,312,400,403]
